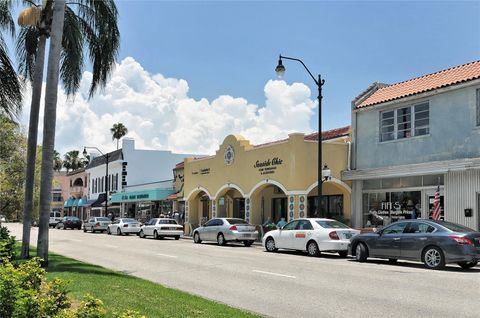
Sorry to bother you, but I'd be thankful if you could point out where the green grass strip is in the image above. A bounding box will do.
[17,244,261,318]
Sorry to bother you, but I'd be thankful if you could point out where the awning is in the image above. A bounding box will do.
[76,197,87,207]
[82,199,97,207]
[91,193,106,208]
[64,198,75,208]
[111,188,175,203]
[72,199,80,207]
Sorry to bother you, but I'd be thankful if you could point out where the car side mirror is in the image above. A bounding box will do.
[376,229,383,236]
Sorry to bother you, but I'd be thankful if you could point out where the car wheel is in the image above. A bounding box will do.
[193,232,202,244]
[307,240,320,257]
[62,224,66,230]
[175,235,180,240]
[265,237,277,252]
[83,226,87,233]
[153,230,159,239]
[107,228,111,235]
[458,261,478,269]
[422,246,445,270]
[355,243,368,262]
[388,258,398,263]
[117,228,122,236]
[217,233,226,246]
[139,230,145,238]
[338,251,348,258]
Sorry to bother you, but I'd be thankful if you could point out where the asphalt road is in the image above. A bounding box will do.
[6,223,480,318]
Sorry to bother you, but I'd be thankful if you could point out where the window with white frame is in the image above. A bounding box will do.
[380,102,429,142]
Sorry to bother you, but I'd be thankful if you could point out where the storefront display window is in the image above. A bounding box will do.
[307,195,344,220]
[363,191,421,228]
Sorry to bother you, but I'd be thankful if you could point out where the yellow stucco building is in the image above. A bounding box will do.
[175,126,352,234]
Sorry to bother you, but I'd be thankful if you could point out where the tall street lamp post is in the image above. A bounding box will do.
[275,55,327,217]
[83,147,110,218]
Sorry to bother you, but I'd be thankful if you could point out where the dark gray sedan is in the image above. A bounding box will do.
[349,219,480,270]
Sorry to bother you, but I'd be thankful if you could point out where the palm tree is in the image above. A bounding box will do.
[53,150,62,171]
[17,0,119,263]
[0,1,22,119]
[110,122,128,149]
[63,150,83,172]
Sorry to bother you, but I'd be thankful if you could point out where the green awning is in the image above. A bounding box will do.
[64,198,75,208]
[76,197,86,206]
[111,188,175,203]
[72,199,79,207]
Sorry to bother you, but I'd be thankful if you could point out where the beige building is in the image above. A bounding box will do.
[177,127,352,234]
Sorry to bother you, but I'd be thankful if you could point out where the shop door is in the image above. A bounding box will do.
[272,198,287,223]
[233,198,245,219]
[202,199,210,220]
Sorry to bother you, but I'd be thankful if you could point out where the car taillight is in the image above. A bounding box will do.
[95,222,100,227]
[123,224,128,227]
[449,236,473,245]
[329,231,339,240]
[229,225,237,231]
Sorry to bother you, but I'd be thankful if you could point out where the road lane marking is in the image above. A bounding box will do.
[252,270,296,279]
[156,253,178,258]
[104,244,118,249]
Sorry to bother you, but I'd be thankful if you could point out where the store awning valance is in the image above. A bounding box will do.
[82,199,97,207]
[72,199,79,207]
[111,188,175,203]
[91,193,106,208]
[64,198,75,208]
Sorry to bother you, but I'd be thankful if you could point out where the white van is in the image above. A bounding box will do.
[49,211,62,228]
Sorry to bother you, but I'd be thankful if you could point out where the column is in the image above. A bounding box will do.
[288,195,295,221]
[244,197,251,223]
[298,194,307,218]
[185,200,189,224]
[212,199,217,218]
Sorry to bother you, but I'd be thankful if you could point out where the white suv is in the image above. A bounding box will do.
[49,211,62,228]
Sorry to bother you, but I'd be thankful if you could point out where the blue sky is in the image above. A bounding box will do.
[115,1,480,131]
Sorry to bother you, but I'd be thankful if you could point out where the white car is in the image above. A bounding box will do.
[107,218,141,236]
[262,218,360,257]
[139,218,183,240]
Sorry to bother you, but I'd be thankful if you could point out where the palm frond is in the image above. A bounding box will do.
[0,1,15,37]
[60,6,83,96]
[15,26,39,81]
[0,39,23,119]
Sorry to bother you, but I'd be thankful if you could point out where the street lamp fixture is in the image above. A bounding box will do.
[322,165,331,183]
[83,146,110,219]
[275,54,326,217]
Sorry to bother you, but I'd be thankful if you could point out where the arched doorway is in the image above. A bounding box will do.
[307,179,352,224]
[215,184,246,219]
[186,187,212,230]
[249,180,288,227]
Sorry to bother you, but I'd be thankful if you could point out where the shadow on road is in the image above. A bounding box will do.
[346,258,480,273]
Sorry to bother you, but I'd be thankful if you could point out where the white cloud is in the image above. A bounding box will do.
[21,56,316,156]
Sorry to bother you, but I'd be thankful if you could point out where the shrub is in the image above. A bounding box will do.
[0,226,16,261]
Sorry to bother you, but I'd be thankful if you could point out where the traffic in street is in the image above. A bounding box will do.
[6,223,480,318]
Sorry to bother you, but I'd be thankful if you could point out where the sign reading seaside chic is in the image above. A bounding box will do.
[254,157,284,175]
[111,188,175,203]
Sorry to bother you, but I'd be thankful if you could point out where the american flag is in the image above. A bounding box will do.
[431,185,441,220]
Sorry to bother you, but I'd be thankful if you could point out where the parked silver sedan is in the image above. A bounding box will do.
[139,218,183,240]
[107,218,141,236]
[193,218,258,246]
[83,217,112,233]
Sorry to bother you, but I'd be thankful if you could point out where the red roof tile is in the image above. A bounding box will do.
[175,161,184,168]
[357,60,480,108]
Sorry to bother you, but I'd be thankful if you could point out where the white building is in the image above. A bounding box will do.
[85,138,194,218]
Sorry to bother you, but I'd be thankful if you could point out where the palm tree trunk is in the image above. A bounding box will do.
[21,34,47,259]
[37,0,66,266]
[117,138,119,150]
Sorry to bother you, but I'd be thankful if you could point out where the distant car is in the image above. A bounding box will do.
[0,215,6,223]
[83,217,112,233]
[49,211,62,228]
[349,219,480,270]
[56,216,82,230]
[262,218,360,257]
[193,218,258,247]
[139,218,183,240]
[107,218,142,236]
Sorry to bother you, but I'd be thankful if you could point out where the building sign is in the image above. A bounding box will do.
[111,188,175,203]
[363,191,421,227]
[121,193,149,201]
[254,157,284,175]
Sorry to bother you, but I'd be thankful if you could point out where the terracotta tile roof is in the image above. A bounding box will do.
[253,126,350,148]
[356,60,480,109]
[175,161,184,169]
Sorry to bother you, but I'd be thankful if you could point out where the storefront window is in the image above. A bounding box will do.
[363,191,421,228]
[307,195,344,220]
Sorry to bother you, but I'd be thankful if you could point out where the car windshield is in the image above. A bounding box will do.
[66,217,79,220]
[96,217,110,221]
[438,221,474,233]
[315,220,349,229]
[122,218,138,223]
[226,219,248,225]
[158,219,177,224]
